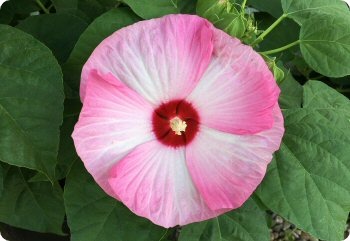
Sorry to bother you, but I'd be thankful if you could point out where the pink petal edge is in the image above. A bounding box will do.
[80,14,214,106]
[72,70,154,199]
[108,141,230,227]
[185,106,284,210]
[186,27,280,135]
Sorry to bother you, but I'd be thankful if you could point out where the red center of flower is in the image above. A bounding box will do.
[152,100,200,147]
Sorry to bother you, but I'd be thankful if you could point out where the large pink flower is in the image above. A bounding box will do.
[72,14,284,227]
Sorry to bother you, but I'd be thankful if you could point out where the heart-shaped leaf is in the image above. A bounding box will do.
[0,164,65,234]
[64,161,168,241]
[256,81,350,241]
[63,8,141,93]
[179,198,269,241]
[0,25,64,181]
[17,13,88,63]
[299,13,350,77]
[281,0,348,24]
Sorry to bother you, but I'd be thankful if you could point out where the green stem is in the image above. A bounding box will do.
[259,40,300,55]
[241,0,248,12]
[35,0,50,14]
[311,75,325,80]
[252,13,287,46]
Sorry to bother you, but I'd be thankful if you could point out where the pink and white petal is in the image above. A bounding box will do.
[186,28,280,135]
[80,14,214,104]
[108,141,229,228]
[72,70,154,199]
[186,106,284,210]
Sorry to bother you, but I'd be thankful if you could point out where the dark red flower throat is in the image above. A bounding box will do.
[152,100,200,147]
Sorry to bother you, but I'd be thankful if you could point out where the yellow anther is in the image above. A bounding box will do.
[170,117,187,135]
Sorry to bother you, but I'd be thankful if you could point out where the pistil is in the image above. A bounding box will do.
[170,117,187,135]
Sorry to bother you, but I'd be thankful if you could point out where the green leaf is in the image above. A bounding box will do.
[290,55,313,78]
[0,164,3,196]
[299,13,350,77]
[261,54,285,84]
[17,13,88,63]
[64,161,168,241]
[0,0,41,24]
[52,0,119,21]
[51,0,78,11]
[51,0,90,23]
[177,0,197,14]
[278,73,302,109]
[64,7,141,92]
[196,0,247,38]
[248,0,283,18]
[256,81,350,241]
[123,0,180,19]
[0,222,70,241]
[0,165,65,234]
[55,98,81,180]
[281,0,349,24]
[179,198,269,241]
[0,1,15,24]
[0,25,64,181]
[78,0,119,21]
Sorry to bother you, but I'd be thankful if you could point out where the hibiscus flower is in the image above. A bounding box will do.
[72,14,284,228]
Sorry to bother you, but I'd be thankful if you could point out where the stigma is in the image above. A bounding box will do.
[170,117,187,135]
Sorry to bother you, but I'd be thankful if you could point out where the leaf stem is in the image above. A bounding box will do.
[259,40,300,55]
[35,0,50,14]
[241,0,248,12]
[252,13,287,46]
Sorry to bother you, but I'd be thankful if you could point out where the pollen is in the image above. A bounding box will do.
[170,117,187,135]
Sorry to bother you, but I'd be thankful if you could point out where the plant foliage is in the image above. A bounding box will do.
[0,0,349,240]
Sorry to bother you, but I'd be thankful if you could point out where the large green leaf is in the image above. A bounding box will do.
[17,13,88,63]
[0,25,64,181]
[64,161,168,241]
[55,98,81,180]
[248,0,283,18]
[123,0,178,19]
[51,0,78,11]
[177,0,197,14]
[63,7,141,92]
[299,13,350,78]
[78,0,120,20]
[278,72,302,109]
[179,198,269,241]
[256,81,350,241]
[123,0,196,19]
[52,0,118,21]
[281,0,349,24]
[0,164,3,196]
[0,164,65,234]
